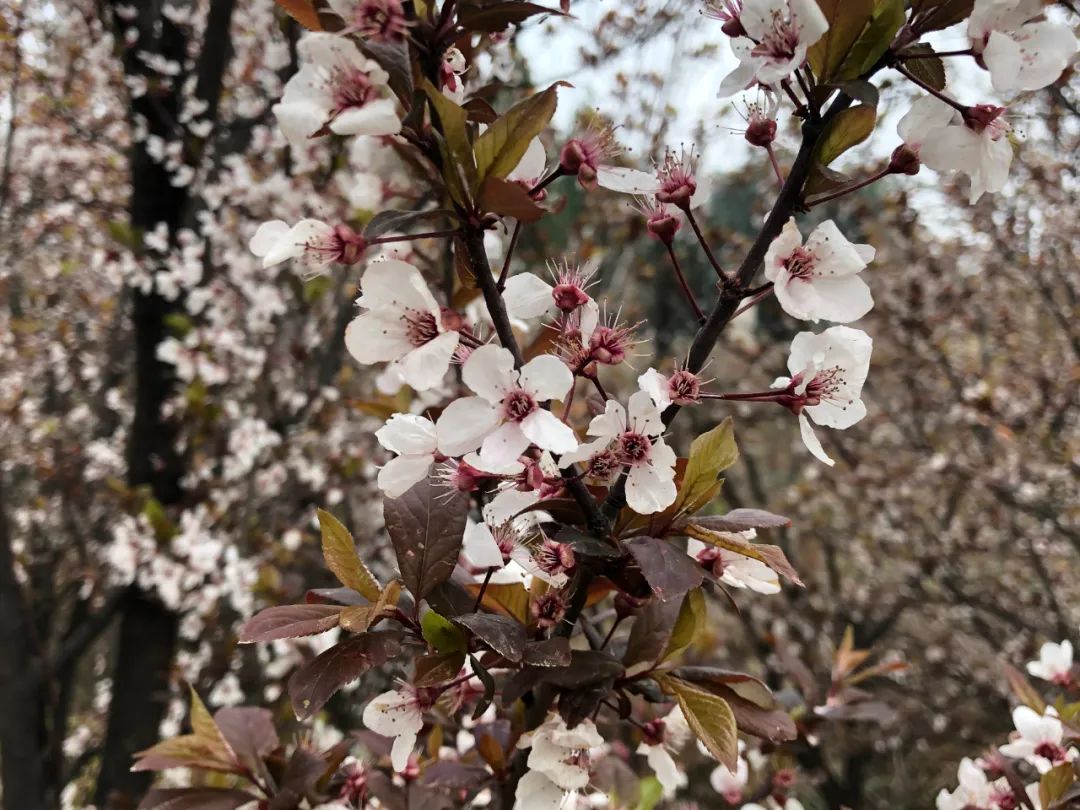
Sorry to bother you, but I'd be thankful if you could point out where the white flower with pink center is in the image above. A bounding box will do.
[560,390,677,515]
[638,367,703,410]
[772,326,872,467]
[763,218,875,323]
[514,714,604,809]
[709,755,749,804]
[344,259,461,391]
[910,101,1014,205]
[361,685,427,772]
[559,121,661,194]
[1026,640,1073,685]
[968,0,1077,95]
[249,219,366,274]
[717,0,829,97]
[999,706,1077,774]
[436,345,577,467]
[273,33,401,151]
[637,709,691,798]
[373,413,439,497]
[503,259,596,323]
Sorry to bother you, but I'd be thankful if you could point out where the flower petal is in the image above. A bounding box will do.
[520,409,578,454]
[377,454,434,498]
[798,413,834,466]
[479,421,533,468]
[463,344,518,403]
[437,397,502,457]
[375,413,438,456]
[519,354,573,401]
[399,330,459,391]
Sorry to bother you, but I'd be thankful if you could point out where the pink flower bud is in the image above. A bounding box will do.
[888,143,921,175]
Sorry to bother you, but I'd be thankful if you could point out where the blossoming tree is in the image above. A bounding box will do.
[7,0,1076,808]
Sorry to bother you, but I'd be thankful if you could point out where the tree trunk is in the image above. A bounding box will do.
[0,476,48,810]
[94,0,236,803]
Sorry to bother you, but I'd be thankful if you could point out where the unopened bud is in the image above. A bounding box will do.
[888,143,921,175]
[559,139,588,174]
[721,17,745,37]
[745,118,777,148]
[646,210,682,244]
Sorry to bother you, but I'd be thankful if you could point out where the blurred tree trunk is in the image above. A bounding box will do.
[94,1,236,806]
[0,476,48,809]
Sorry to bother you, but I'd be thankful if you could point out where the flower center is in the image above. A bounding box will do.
[752,12,800,61]
[403,309,439,347]
[1034,741,1067,764]
[586,449,621,482]
[803,365,848,407]
[503,389,538,422]
[668,369,701,404]
[552,283,590,313]
[618,431,652,463]
[354,0,407,40]
[332,69,377,114]
[783,245,816,279]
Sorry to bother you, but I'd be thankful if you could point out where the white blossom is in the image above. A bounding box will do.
[999,706,1077,774]
[560,390,677,515]
[968,0,1077,95]
[344,259,461,391]
[374,413,439,497]
[436,346,577,467]
[774,326,873,466]
[1026,640,1073,684]
[763,218,875,323]
[717,0,829,97]
[361,686,425,772]
[273,33,400,151]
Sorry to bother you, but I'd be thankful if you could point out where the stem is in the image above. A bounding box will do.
[780,78,808,117]
[366,228,460,245]
[730,283,774,320]
[664,243,706,323]
[794,69,817,119]
[600,618,621,649]
[893,62,968,114]
[895,47,973,61]
[806,166,891,208]
[528,167,566,196]
[496,220,522,290]
[683,206,729,283]
[765,144,785,189]
[473,568,495,611]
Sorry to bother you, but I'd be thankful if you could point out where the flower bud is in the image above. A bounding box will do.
[559,139,588,174]
[888,143,921,176]
[745,117,777,148]
[552,282,591,312]
[531,592,567,629]
[646,209,682,245]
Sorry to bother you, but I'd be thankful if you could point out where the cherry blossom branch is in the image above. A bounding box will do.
[683,206,730,283]
[664,243,706,323]
[461,227,610,539]
[805,165,890,207]
[496,221,522,290]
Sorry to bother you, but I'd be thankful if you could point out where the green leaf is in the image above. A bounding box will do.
[421,611,467,653]
[814,104,877,167]
[473,83,563,182]
[421,77,477,196]
[838,0,905,79]
[659,675,739,770]
[634,776,664,810]
[317,509,381,601]
[673,417,738,515]
[808,0,875,82]
[1040,763,1075,809]
[662,588,705,663]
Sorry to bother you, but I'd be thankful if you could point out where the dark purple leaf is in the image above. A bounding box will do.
[554,527,620,558]
[622,596,683,673]
[458,0,566,32]
[238,604,342,643]
[268,746,333,810]
[539,650,624,688]
[288,631,401,720]
[304,587,367,606]
[138,788,256,810]
[421,760,493,789]
[523,637,571,667]
[362,208,453,240]
[368,771,407,810]
[414,651,466,687]
[477,177,545,222]
[213,707,279,772]
[356,38,413,104]
[384,477,468,601]
[558,687,610,728]
[455,613,527,662]
[470,655,496,720]
[624,536,704,601]
[685,509,791,533]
